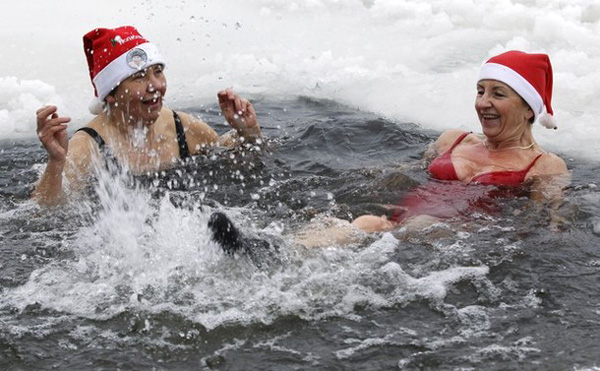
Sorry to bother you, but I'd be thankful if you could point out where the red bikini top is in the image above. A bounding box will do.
[427,132,543,186]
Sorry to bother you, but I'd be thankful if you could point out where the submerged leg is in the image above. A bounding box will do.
[291,216,363,248]
[351,214,396,233]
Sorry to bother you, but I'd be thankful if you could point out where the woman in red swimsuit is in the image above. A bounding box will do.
[351,50,570,233]
[33,26,262,206]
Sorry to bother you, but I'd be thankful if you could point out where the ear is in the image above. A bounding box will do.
[525,106,534,122]
[105,95,116,105]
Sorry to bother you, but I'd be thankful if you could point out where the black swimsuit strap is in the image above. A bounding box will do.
[173,111,190,159]
[76,127,106,149]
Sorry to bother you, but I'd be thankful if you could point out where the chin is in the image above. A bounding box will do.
[480,122,501,136]
[138,113,160,126]
[143,106,162,122]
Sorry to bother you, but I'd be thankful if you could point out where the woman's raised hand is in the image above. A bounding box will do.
[36,105,70,162]
[217,88,261,142]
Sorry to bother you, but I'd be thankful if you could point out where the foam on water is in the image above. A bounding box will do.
[1,0,600,159]
[1,163,492,330]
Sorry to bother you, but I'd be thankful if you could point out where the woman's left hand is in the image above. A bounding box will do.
[217,88,262,142]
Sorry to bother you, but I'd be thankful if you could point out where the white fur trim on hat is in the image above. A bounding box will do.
[92,42,165,101]
[479,62,544,121]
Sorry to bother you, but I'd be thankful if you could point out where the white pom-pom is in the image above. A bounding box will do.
[88,97,105,115]
[538,110,557,130]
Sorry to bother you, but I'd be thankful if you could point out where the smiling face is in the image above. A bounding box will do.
[106,64,167,126]
[475,79,534,142]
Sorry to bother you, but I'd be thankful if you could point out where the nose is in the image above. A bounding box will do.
[475,92,492,109]
[147,72,164,93]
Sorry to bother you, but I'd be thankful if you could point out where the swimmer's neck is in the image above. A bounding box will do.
[99,112,160,150]
[482,132,536,151]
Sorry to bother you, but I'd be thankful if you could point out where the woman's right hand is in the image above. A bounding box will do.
[36,105,70,163]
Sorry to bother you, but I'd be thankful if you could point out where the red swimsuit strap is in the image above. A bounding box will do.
[444,132,471,155]
[522,153,544,173]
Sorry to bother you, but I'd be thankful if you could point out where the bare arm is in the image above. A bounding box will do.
[176,111,250,153]
[528,153,571,230]
[176,111,221,155]
[529,153,570,201]
[180,89,263,153]
[32,106,70,206]
[181,115,251,152]
[32,105,96,206]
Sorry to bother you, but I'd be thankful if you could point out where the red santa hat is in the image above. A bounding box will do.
[83,26,166,114]
[479,50,557,129]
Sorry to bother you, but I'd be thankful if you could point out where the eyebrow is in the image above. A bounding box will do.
[490,85,509,93]
[477,83,509,93]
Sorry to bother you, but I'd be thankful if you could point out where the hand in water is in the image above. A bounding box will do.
[217,88,261,141]
[36,105,71,162]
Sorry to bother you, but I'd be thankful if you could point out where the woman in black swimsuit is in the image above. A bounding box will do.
[33,25,262,206]
[32,25,262,254]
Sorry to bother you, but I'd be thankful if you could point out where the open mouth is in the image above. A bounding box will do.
[142,94,162,110]
[481,113,500,122]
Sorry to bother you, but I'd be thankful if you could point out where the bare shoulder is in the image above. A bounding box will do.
[69,124,102,162]
[176,111,218,138]
[434,129,471,153]
[533,152,569,176]
[57,123,104,191]
[174,110,219,153]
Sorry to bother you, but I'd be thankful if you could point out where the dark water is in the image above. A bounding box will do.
[1,97,600,370]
